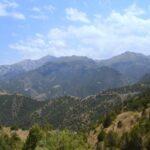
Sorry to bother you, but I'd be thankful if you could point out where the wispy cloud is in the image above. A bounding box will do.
[10,4,150,59]
[31,5,55,20]
[0,1,25,20]
[66,8,90,23]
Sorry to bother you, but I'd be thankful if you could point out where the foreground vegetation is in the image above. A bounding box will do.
[0,110,149,149]
[0,125,91,150]
[0,89,149,150]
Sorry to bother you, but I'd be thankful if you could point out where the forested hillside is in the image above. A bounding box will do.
[0,82,149,131]
[0,88,149,150]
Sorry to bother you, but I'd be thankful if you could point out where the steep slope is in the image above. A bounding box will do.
[89,109,150,149]
[0,55,57,80]
[0,94,46,127]
[38,92,126,130]
[0,56,127,100]
[89,90,150,150]
[0,82,146,131]
[0,93,123,130]
[43,83,148,130]
[1,52,150,100]
[0,94,149,150]
[99,51,150,82]
[140,73,150,85]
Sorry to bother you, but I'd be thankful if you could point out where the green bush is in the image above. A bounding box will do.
[10,125,19,131]
[36,130,90,150]
[120,130,142,150]
[0,125,2,130]
[103,115,112,128]
[117,121,123,128]
[97,130,105,142]
[0,132,22,150]
[102,112,117,129]
[41,123,53,132]
[104,131,118,148]
[0,133,10,150]
[144,134,150,150]
[10,133,22,150]
[23,125,43,150]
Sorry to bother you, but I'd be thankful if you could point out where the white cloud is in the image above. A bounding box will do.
[10,4,150,59]
[31,5,55,20]
[44,5,55,13]
[32,7,41,12]
[66,8,90,23]
[0,1,25,20]
[10,12,25,19]
[124,3,145,16]
[2,0,19,8]
[10,33,68,59]
[32,5,55,13]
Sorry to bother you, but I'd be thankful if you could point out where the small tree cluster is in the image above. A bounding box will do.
[23,125,43,150]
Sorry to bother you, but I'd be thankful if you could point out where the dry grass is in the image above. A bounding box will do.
[105,111,141,136]
[2,127,29,141]
[87,125,101,148]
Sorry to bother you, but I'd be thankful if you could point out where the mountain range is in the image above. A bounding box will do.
[0,51,150,100]
[0,55,57,80]
[0,51,150,131]
[99,51,150,82]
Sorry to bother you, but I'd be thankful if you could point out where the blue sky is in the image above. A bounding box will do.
[0,0,150,64]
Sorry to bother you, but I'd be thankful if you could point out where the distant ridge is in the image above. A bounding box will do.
[0,55,57,79]
[0,51,150,100]
[100,51,148,65]
[0,55,127,100]
[99,51,150,82]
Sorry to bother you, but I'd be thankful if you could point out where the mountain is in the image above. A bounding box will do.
[139,73,150,85]
[0,52,150,100]
[0,55,57,80]
[0,56,127,100]
[99,51,150,82]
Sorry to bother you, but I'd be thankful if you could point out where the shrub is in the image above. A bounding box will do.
[144,135,150,150]
[0,133,10,150]
[103,115,112,128]
[42,123,53,132]
[23,125,43,150]
[97,130,105,142]
[37,130,90,150]
[120,130,142,150]
[10,133,22,150]
[104,131,118,148]
[102,112,117,128]
[10,125,19,131]
[117,121,123,128]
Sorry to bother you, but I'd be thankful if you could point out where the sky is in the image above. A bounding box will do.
[0,0,150,64]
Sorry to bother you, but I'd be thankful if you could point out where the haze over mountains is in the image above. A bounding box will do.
[99,51,150,82]
[0,51,150,100]
[0,55,57,80]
